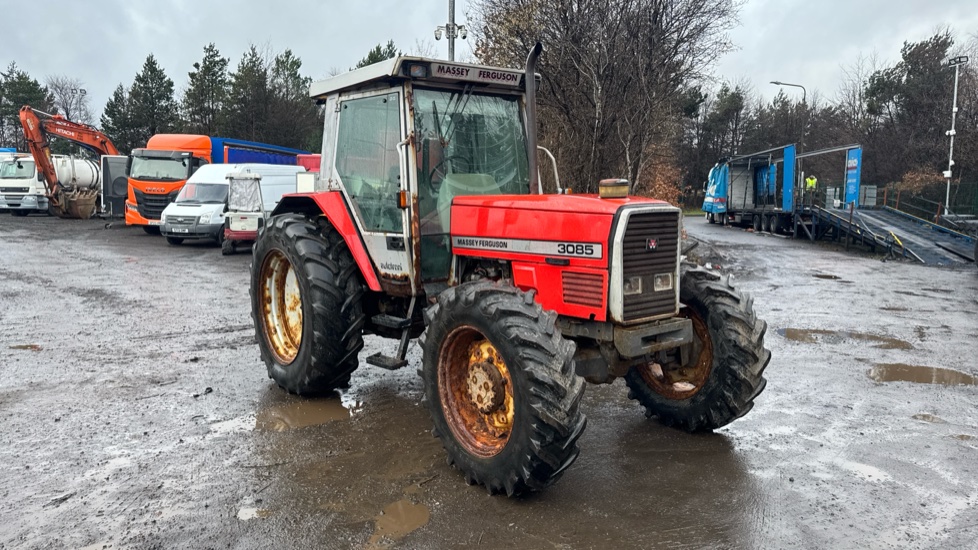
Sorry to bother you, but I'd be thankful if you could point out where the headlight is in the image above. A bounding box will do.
[160,214,167,224]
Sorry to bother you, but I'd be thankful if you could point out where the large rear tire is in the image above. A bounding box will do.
[251,214,365,395]
[420,281,586,496]
[625,266,770,432]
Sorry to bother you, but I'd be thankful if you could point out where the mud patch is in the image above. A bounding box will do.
[255,397,350,432]
[868,364,978,386]
[952,434,976,441]
[9,343,42,351]
[911,413,946,423]
[777,328,912,350]
[813,273,841,280]
[367,500,430,548]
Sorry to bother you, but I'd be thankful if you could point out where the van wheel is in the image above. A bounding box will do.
[11,210,29,217]
[166,237,184,245]
[222,238,236,256]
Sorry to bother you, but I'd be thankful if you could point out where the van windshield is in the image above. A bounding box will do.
[0,160,35,179]
[175,183,228,204]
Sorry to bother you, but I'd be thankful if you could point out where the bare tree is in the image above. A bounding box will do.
[45,75,93,125]
[470,0,742,196]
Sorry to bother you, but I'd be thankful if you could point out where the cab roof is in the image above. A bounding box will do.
[309,56,526,99]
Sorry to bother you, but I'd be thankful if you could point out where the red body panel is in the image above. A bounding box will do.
[279,192,382,292]
[225,228,258,241]
[451,194,664,320]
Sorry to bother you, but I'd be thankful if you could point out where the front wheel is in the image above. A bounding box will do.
[165,236,184,245]
[142,226,161,235]
[251,214,365,395]
[420,281,586,496]
[625,266,770,432]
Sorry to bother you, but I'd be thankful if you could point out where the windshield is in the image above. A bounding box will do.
[130,156,189,181]
[413,87,529,200]
[175,183,228,204]
[0,160,35,179]
[413,87,529,280]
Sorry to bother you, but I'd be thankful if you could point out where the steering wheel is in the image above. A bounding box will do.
[428,155,473,188]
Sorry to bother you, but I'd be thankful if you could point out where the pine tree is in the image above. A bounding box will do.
[0,62,54,151]
[223,46,270,142]
[129,54,178,145]
[182,43,230,135]
[100,84,141,155]
[268,49,319,150]
[353,40,399,70]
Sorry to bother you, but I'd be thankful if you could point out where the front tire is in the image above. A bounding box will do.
[221,237,236,256]
[142,226,161,235]
[625,266,770,432]
[251,214,365,395]
[166,236,184,245]
[11,210,29,217]
[420,281,586,496]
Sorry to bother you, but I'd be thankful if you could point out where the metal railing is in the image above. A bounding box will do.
[879,188,975,235]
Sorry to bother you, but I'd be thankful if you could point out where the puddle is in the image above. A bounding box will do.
[9,344,42,351]
[911,413,946,423]
[255,398,350,432]
[367,500,430,547]
[777,328,912,350]
[237,507,271,520]
[813,274,841,280]
[952,434,976,441]
[869,364,978,386]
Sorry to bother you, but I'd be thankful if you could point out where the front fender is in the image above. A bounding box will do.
[273,193,381,291]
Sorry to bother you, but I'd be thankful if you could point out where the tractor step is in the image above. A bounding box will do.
[371,314,412,330]
[366,352,409,370]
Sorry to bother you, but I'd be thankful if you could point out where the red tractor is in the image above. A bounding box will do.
[250,45,770,496]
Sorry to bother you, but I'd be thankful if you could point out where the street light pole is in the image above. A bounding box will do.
[944,55,969,216]
[434,0,467,62]
[772,81,809,204]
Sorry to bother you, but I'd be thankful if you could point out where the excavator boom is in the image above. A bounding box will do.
[18,105,121,218]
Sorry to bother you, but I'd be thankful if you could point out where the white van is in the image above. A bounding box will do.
[160,163,306,246]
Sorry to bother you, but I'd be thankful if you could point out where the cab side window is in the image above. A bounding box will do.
[335,93,403,233]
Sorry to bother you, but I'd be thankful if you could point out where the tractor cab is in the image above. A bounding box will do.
[307,57,532,291]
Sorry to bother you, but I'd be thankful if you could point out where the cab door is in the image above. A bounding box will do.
[331,89,416,295]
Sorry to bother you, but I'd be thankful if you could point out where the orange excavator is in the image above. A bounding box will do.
[19,105,121,219]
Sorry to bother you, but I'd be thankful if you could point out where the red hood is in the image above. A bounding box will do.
[452,193,671,215]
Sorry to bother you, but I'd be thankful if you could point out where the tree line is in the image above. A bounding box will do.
[3,12,976,212]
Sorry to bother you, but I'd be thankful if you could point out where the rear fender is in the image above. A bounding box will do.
[272,193,381,291]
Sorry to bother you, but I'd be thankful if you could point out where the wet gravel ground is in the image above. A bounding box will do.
[1,213,977,549]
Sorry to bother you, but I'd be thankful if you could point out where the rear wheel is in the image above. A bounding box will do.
[752,215,762,232]
[770,215,781,234]
[625,266,770,432]
[165,236,184,245]
[251,214,365,395]
[421,281,586,496]
[221,238,236,256]
[707,212,716,224]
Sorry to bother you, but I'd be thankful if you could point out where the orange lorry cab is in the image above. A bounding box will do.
[125,134,308,229]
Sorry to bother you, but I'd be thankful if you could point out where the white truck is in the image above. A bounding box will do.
[0,151,47,215]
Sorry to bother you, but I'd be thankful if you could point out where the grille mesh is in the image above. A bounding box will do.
[562,271,604,307]
[621,210,679,321]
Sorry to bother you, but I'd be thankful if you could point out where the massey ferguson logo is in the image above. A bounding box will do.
[646,238,658,251]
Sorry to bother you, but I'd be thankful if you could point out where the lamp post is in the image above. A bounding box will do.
[944,55,969,216]
[772,81,809,203]
[434,0,467,62]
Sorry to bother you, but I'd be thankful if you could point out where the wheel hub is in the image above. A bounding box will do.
[467,361,506,414]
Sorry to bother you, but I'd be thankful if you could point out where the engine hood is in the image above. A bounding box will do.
[451,193,671,215]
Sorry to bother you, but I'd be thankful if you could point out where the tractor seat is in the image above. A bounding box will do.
[436,173,500,231]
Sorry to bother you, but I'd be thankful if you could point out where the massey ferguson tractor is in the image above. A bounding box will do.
[249,44,770,496]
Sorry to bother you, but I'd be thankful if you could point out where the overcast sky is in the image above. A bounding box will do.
[2,0,976,121]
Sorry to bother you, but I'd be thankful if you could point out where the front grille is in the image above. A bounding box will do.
[168,215,197,225]
[133,189,179,220]
[0,187,30,193]
[562,271,604,307]
[621,209,680,322]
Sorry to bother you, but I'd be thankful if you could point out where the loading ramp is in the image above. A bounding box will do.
[808,205,975,265]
